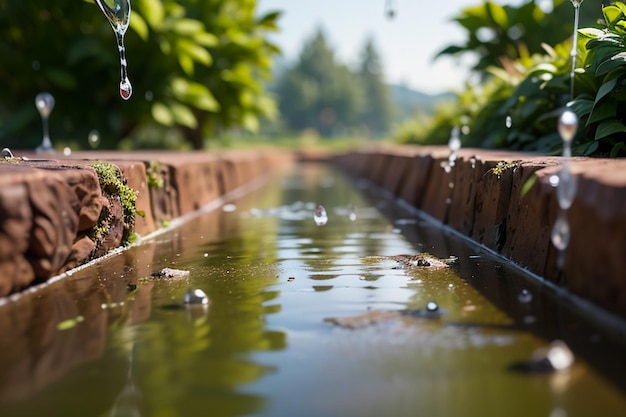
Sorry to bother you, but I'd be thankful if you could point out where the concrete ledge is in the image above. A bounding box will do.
[0,149,295,296]
[333,146,626,318]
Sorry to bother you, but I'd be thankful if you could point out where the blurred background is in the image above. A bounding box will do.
[0,0,605,153]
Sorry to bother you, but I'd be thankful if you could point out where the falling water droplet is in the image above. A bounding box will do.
[557,170,577,210]
[448,127,461,152]
[558,110,578,144]
[313,205,328,226]
[505,115,513,128]
[35,92,55,153]
[88,129,101,149]
[518,289,533,303]
[95,0,133,100]
[349,205,357,222]
[551,213,570,251]
[549,174,560,188]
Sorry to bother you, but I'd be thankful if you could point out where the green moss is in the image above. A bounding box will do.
[491,160,521,178]
[146,160,164,189]
[90,161,139,246]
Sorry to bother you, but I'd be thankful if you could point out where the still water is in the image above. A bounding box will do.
[0,163,625,417]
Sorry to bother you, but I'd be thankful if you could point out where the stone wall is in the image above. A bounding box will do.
[333,146,626,318]
[0,150,295,296]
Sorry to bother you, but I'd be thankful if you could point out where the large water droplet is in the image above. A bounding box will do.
[505,115,513,128]
[313,205,328,226]
[551,214,570,251]
[95,0,133,100]
[35,92,55,153]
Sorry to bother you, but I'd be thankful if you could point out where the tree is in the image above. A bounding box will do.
[275,29,363,137]
[356,38,393,137]
[0,0,281,150]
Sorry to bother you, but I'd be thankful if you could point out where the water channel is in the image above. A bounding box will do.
[0,163,625,417]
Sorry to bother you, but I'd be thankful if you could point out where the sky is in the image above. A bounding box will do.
[256,0,485,95]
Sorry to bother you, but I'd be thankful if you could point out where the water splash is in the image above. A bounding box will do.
[95,0,133,100]
[313,205,328,226]
[35,92,55,153]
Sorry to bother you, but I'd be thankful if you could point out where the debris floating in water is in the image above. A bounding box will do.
[151,268,190,279]
[313,204,328,226]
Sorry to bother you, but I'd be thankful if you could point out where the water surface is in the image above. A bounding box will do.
[0,163,625,417]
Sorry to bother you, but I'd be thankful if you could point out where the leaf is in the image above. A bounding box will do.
[595,119,626,140]
[152,102,174,126]
[57,316,84,331]
[129,12,149,41]
[610,141,626,156]
[170,103,197,128]
[595,52,626,76]
[520,174,537,198]
[588,98,617,124]
[595,76,619,104]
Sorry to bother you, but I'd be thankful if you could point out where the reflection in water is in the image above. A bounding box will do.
[0,163,625,417]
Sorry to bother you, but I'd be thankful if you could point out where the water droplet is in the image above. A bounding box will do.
[313,205,328,226]
[448,127,461,152]
[88,129,101,149]
[349,210,357,222]
[63,147,72,156]
[505,115,513,128]
[448,283,454,289]
[469,156,477,169]
[426,301,439,312]
[449,182,455,189]
[222,203,237,212]
[445,197,452,205]
[518,289,533,303]
[95,0,133,100]
[35,92,55,153]
[551,214,570,251]
[558,110,578,143]
[557,170,577,210]
[184,288,209,305]
[120,77,132,100]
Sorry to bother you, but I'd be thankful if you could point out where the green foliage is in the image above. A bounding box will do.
[436,0,597,79]
[0,0,280,150]
[398,0,626,157]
